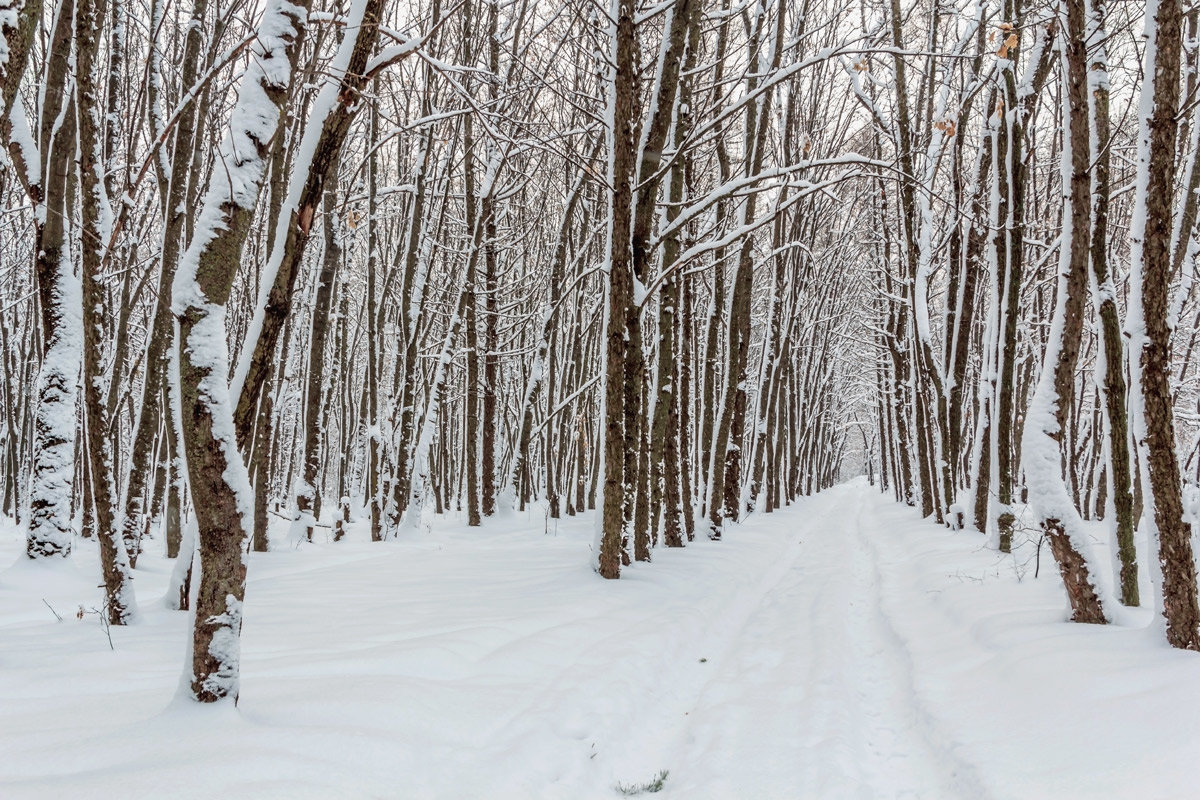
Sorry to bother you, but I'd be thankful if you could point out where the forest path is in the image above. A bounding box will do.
[648,482,985,799]
[4,481,1200,799]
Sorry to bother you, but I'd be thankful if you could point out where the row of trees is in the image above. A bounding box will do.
[1,0,868,703]
[865,0,1200,651]
[2,0,1199,703]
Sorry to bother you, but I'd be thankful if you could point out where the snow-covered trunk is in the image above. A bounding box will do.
[165,510,196,611]
[462,22,483,529]
[364,106,384,541]
[1169,8,1200,292]
[0,0,38,126]
[165,339,186,562]
[172,0,311,703]
[327,266,351,541]
[677,233,697,540]
[294,154,342,541]
[650,0,700,547]
[747,66,799,516]
[886,0,937,520]
[389,128,444,533]
[708,0,782,539]
[696,0,733,512]
[623,280,649,557]
[250,386,272,552]
[1085,0,1138,607]
[1127,0,1200,650]
[479,0,501,519]
[908,17,982,520]
[953,122,993,521]
[438,121,509,530]
[992,21,1021,552]
[943,13,990,494]
[1020,5,1105,624]
[968,104,1005,534]
[27,216,80,559]
[629,0,694,555]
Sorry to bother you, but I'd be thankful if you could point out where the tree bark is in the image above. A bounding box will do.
[174,0,311,702]
[598,0,638,579]
[1133,0,1200,650]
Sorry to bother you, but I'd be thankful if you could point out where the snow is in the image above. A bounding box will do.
[363,36,420,76]
[0,5,17,72]
[6,104,40,196]
[3,480,1200,798]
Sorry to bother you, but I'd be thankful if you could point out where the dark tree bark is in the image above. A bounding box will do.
[1135,0,1200,650]
[78,0,135,621]
[598,0,638,579]
[463,28,482,528]
[1025,0,1105,625]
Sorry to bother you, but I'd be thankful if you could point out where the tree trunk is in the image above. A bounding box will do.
[598,0,638,579]
[1132,0,1200,650]
[174,0,310,702]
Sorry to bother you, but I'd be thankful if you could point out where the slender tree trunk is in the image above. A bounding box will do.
[1087,0,1138,607]
[78,0,136,620]
[598,0,638,579]
[294,156,342,540]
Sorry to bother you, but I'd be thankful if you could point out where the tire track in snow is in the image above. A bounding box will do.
[842,497,991,799]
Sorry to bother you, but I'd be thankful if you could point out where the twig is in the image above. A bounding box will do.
[77,605,116,651]
[42,599,63,621]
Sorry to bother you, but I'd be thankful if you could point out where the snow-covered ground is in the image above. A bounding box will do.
[2,480,1199,799]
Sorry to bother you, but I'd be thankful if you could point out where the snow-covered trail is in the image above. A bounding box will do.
[653,484,985,799]
[3,480,1200,799]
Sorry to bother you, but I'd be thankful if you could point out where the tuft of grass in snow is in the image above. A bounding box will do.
[615,769,669,796]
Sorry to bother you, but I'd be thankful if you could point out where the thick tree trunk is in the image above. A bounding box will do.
[1022,0,1106,624]
[20,0,78,559]
[174,0,310,702]
[1133,0,1200,650]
